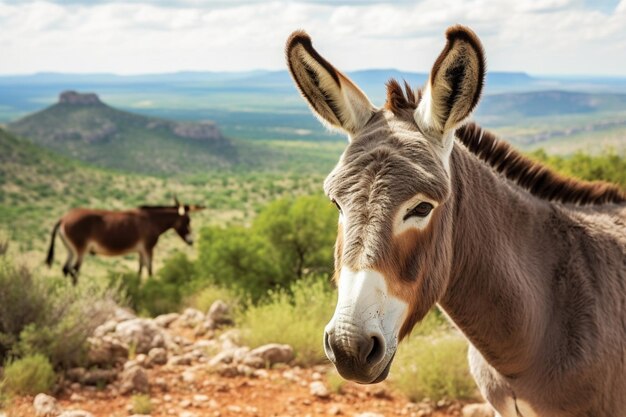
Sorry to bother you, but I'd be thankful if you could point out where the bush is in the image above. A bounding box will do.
[239,275,335,365]
[109,252,195,316]
[185,284,239,313]
[196,226,280,303]
[131,394,153,414]
[1,354,55,395]
[0,258,117,368]
[390,334,478,402]
[195,195,337,302]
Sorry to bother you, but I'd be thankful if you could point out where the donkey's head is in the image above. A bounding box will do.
[173,197,205,246]
[286,25,485,383]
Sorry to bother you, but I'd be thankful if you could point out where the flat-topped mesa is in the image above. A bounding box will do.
[59,90,102,105]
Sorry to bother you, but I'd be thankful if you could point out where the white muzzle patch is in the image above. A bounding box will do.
[325,267,408,366]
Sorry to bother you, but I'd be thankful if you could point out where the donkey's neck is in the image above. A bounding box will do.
[145,210,180,235]
[439,144,564,377]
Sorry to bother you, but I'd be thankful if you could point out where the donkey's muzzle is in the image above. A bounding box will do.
[324,328,389,384]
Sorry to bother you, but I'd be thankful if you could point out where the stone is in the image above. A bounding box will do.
[87,335,129,366]
[246,343,294,366]
[354,414,385,417]
[58,411,96,417]
[66,368,87,383]
[462,403,495,417]
[180,308,205,327]
[208,350,234,367]
[93,320,117,338]
[193,394,209,403]
[168,354,193,366]
[154,313,180,328]
[33,393,61,417]
[181,370,196,383]
[328,405,342,415]
[115,318,166,354]
[309,381,330,398]
[148,347,168,365]
[69,393,84,402]
[119,366,149,394]
[207,300,233,327]
[82,368,118,386]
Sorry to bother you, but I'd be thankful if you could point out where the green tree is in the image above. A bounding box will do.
[254,195,336,280]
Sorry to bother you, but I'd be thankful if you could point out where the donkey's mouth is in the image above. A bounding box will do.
[332,351,396,385]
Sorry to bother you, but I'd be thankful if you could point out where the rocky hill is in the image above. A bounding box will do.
[8,91,236,176]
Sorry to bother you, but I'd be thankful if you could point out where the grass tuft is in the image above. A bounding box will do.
[1,354,55,396]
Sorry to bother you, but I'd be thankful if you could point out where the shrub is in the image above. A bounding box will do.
[1,354,55,395]
[16,279,116,368]
[195,195,337,303]
[108,252,195,317]
[390,334,478,402]
[239,275,335,365]
[196,226,280,303]
[0,257,117,368]
[131,394,153,414]
[185,284,239,313]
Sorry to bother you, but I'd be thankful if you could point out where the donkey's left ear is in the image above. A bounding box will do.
[415,25,485,140]
[286,31,376,138]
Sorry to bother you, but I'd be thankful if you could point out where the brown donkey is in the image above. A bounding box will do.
[46,199,204,283]
[286,26,626,417]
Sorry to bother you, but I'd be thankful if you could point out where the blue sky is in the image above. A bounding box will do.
[1,0,625,76]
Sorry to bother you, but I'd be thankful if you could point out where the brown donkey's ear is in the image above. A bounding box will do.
[415,25,485,139]
[286,31,375,138]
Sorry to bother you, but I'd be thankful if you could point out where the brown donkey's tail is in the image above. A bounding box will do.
[46,220,61,267]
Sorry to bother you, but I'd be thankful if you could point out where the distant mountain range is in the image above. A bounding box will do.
[2,70,626,146]
[8,91,237,175]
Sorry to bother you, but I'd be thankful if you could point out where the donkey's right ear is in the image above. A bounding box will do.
[286,31,375,138]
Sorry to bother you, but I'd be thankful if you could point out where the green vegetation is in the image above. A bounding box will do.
[195,195,336,302]
[391,334,478,402]
[238,275,335,365]
[131,395,153,414]
[186,285,239,313]
[0,255,116,368]
[530,148,626,187]
[1,354,55,396]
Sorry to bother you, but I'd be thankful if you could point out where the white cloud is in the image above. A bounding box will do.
[0,0,625,75]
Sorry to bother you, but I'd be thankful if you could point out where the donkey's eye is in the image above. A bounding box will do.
[404,202,434,220]
[331,199,342,214]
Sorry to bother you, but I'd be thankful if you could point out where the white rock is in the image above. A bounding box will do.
[115,318,167,354]
[354,413,385,417]
[207,300,232,326]
[193,394,209,403]
[309,381,330,398]
[58,411,95,417]
[93,320,117,338]
[119,366,149,394]
[247,343,294,365]
[148,347,168,365]
[179,412,197,417]
[33,393,61,417]
[154,313,180,328]
[181,308,205,327]
[462,403,495,417]
[181,370,196,383]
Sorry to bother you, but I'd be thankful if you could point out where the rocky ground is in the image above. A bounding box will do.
[2,302,493,417]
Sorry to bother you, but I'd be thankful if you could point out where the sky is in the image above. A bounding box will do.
[1,0,626,76]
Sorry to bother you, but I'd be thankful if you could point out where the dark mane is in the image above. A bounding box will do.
[138,205,177,210]
[383,79,625,206]
[456,122,626,205]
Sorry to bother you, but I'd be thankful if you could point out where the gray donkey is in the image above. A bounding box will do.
[286,25,626,417]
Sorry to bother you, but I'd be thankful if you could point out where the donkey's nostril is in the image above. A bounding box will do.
[365,335,385,365]
[324,331,336,362]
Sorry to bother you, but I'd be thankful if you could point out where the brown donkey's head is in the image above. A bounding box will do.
[172,197,205,246]
[286,25,485,383]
